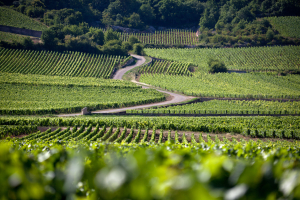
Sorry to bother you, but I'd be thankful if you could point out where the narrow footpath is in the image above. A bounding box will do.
[112,54,145,79]
[58,54,193,117]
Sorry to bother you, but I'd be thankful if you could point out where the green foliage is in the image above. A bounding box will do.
[144,46,300,72]
[266,28,274,40]
[39,23,107,54]
[181,133,188,144]
[267,16,300,38]
[138,3,155,24]
[0,7,47,31]
[140,127,148,143]
[0,125,37,139]
[0,82,165,115]
[89,28,104,45]
[158,129,163,143]
[120,30,198,46]
[139,60,191,76]
[0,138,299,199]
[123,127,134,143]
[102,39,127,56]
[149,127,156,143]
[132,43,144,55]
[140,72,300,99]
[132,127,141,143]
[199,0,300,31]
[136,100,300,115]
[41,29,57,47]
[0,31,27,43]
[2,115,300,137]
[128,12,144,28]
[0,48,127,78]
[104,29,120,43]
[0,72,138,88]
[208,58,227,73]
[128,35,140,45]
[43,8,83,26]
[115,127,127,143]
[121,41,132,51]
[21,37,34,49]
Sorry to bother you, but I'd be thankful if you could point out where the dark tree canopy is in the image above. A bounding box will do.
[7,0,300,29]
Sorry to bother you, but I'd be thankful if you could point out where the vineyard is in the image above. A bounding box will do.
[2,116,300,137]
[138,60,192,76]
[0,7,47,31]
[128,100,300,115]
[267,16,300,38]
[0,72,139,88]
[0,76,165,114]
[1,136,299,199]
[0,115,299,199]
[119,29,198,46]
[4,124,300,143]
[1,2,300,200]
[144,45,300,72]
[0,31,28,43]
[140,72,300,99]
[0,48,129,78]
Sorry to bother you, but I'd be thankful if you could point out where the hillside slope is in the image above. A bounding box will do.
[0,7,47,31]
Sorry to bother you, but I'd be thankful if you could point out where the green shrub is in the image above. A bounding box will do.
[132,43,144,55]
[208,58,227,73]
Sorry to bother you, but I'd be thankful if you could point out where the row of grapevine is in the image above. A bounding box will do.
[242,128,297,139]
[0,48,127,78]
[0,125,37,139]
[119,29,198,45]
[0,7,48,31]
[0,83,165,115]
[138,60,191,76]
[0,72,139,88]
[2,116,300,133]
[139,73,300,99]
[127,100,300,115]
[144,45,300,71]
[2,134,299,200]
[17,125,300,142]
[128,109,300,115]
[267,16,300,38]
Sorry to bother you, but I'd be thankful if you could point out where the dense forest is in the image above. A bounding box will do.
[1,0,299,29]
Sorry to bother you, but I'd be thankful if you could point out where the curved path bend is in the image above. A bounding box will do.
[58,54,193,116]
[113,54,145,79]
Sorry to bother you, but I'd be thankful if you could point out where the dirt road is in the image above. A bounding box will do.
[113,54,145,80]
[58,54,193,116]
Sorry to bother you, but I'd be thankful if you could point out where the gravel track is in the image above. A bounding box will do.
[112,54,145,80]
[58,54,193,116]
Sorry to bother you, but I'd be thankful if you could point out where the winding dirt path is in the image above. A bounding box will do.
[113,54,145,79]
[58,54,193,116]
